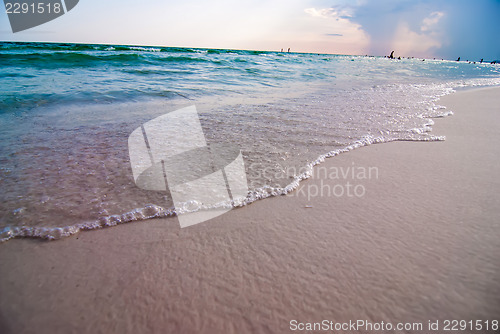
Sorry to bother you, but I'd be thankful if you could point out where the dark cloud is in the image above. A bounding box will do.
[331,0,500,60]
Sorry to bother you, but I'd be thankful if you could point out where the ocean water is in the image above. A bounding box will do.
[1,42,499,241]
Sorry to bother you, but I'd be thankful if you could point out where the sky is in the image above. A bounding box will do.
[1,0,499,60]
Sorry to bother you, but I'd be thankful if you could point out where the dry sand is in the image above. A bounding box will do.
[1,87,499,333]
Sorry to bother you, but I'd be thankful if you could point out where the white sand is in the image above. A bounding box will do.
[1,87,499,333]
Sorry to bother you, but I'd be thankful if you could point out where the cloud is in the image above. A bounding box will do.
[321,1,451,57]
[304,7,353,19]
[390,12,445,57]
[421,11,444,32]
[302,7,370,54]
[305,8,333,18]
[391,23,441,57]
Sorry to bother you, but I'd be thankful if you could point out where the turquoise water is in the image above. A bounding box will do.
[2,42,499,110]
[1,42,500,241]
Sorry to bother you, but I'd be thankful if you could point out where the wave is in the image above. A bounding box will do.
[0,42,193,53]
[0,204,175,241]
[0,89,189,112]
[0,51,227,69]
[0,117,448,243]
[0,42,273,57]
[0,52,145,67]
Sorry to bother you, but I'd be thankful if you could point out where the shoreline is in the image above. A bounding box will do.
[0,82,451,243]
[1,86,499,333]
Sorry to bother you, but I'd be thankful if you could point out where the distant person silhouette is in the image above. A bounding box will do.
[456,57,460,61]
[480,59,483,63]
[389,51,395,59]
[287,48,290,53]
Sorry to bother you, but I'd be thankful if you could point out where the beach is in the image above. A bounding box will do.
[0,86,499,333]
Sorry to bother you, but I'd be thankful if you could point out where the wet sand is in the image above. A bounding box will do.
[0,87,499,333]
